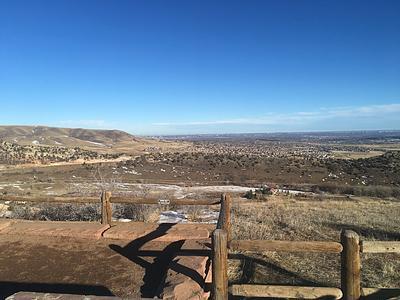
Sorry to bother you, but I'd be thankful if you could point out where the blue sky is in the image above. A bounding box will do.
[0,0,399,135]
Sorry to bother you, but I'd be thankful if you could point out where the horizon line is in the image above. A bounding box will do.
[1,124,400,137]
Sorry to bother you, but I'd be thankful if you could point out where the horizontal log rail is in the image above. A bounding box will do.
[230,239,343,253]
[229,284,343,299]
[361,241,400,253]
[0,194,99,203]
[216,194,232,242]
[0,194,221,206]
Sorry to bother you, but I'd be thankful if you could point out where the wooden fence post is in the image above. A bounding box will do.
[341,230,361,300]
[224,194,232,243]
[217,194,232,242]
[212,229,228,300]
[101,191,112,225]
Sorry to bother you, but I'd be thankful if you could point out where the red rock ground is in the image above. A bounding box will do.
[0,221,213,299]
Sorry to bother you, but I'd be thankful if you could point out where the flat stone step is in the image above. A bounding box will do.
[162,252,211,300]
[103,222,214,242]
[0,220,110,239]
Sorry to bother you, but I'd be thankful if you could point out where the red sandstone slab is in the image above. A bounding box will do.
[6,292,120,300]
[103,222,214,242]
[161,240,212,300]
[0,219,12,232]
[0,220,110,239]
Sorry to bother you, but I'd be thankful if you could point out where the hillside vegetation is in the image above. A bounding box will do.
[122,149,400,188]
[0,125,189,156]
[0,140,121,165]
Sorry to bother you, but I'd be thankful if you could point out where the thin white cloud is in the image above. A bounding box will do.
[152,103,400,127]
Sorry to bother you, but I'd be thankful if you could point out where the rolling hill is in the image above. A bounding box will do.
[0,125,188,155]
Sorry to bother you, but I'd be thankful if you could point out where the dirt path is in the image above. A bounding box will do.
[0,155,133,171]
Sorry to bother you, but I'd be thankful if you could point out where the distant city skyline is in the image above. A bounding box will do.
[1,0,399,135]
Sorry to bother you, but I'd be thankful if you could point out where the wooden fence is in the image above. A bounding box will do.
[212,194,400,300]
[100,191,222,225]
[2,192,399,299]
[0,192,221,226]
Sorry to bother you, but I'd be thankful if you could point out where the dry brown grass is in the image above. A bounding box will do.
[331,150,384,159]
[230,195,400,289]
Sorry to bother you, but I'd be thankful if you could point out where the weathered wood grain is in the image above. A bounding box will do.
[341,230,361,300]
[230,284,342,299]
[361,241,400,253]
[230,240,343,253]
[212,229,228,300]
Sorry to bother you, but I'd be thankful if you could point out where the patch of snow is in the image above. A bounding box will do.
[126,170,141,175]
[32,140,39,145]
[0,207,12,217]
[0,183,26,191]
[113,218,132,222]
[276,189,306,195]
[185,185,253,193]
[114,183,254,199]
[159,210,187,223]
[12,184,24,191]
[194,209,219,224]
[86,141,105,147]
